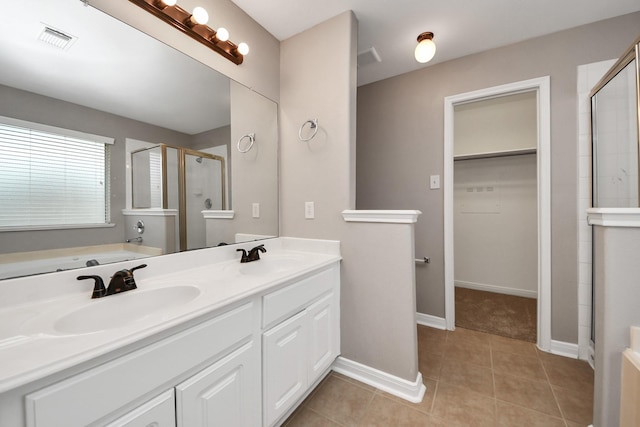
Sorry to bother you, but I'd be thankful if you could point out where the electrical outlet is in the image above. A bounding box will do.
[430,174,440,189]
[252,203,260,218]
[305,201,315,219]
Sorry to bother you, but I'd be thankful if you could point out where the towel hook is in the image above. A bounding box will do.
[299,118,318,142]
[237,133,255,153]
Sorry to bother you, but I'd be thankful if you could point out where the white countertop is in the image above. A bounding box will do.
[0,237,340,393]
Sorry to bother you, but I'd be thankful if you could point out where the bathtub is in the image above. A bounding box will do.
[0,244,162,280]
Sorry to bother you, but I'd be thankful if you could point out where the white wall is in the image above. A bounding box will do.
[454,154,538,297]
[454,91,537,156]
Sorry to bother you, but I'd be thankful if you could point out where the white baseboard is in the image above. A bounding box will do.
[331,357,426,403]
[548,339,579,359]
[416,312,447,330]
[455,280,537,299]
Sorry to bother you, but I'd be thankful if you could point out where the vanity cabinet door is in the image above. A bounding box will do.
[307,292,339,384]
[104,390,176,427]
[175,340,260,427]
[263,310,308,427]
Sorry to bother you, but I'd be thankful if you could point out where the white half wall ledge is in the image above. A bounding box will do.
[341,210,422,223]
[587,208,640,227]
[122,209,178,217]
[332,356,426,403]
[202,210,235,219]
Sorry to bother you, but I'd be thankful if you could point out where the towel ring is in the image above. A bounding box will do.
[298,118,318,142]
[237,133,255,153]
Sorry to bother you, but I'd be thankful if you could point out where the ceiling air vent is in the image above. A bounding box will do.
[357,47,381,68]
[38,26,76,50]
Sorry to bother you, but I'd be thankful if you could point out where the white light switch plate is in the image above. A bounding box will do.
[305,201,315,219]
[252,203,260,218]
[430,175,440,189]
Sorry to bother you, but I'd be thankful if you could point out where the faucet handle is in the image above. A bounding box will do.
[77,275,107,299]
[236,248,249,263]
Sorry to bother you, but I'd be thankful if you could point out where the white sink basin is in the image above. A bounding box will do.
[53,286,201,334]
[238,255,307,275]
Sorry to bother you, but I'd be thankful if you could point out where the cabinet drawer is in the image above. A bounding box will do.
[25,302,254,427]
[105,390,176,427]
[262,267,335,329]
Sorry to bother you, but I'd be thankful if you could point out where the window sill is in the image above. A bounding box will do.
[0,223,116,232]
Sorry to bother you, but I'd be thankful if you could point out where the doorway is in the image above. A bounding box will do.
[443,77,551,350]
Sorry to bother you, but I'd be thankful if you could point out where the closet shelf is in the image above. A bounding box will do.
[454,148,536,161]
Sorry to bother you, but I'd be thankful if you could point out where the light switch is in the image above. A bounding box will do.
[305,201,315,219]
[252,203,260,218]
[430,175,440,189]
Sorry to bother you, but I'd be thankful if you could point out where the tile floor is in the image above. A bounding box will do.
[283,325,594,426]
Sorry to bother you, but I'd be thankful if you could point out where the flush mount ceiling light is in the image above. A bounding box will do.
[130,0,249,65]
[414,31,436,63]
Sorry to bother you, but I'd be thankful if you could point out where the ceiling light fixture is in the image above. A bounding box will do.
[414,32,436,63]
[130,0,249,65]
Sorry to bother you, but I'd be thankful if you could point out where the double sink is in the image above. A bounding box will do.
[18,253,309,336]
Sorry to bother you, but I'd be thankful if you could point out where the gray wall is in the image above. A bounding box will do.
[0,84,192,254]
[356,12,640,344]
[280,11,419,383]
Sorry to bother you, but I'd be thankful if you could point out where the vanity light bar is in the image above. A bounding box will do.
[129,0,248,65]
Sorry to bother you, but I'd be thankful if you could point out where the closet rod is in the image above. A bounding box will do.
[454,148,536,161]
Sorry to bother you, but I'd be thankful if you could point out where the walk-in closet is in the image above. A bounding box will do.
[453,91,539,341]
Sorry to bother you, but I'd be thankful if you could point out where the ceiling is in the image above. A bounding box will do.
[230,0,640,86]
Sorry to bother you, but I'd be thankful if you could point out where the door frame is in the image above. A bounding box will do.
[443,76,551,351]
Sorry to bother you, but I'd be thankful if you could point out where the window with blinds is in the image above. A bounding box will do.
[0,116,114,229]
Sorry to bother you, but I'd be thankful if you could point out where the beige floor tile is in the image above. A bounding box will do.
[565,422,588,427]
[419,350,443,381]
[358,394,432,426]
[331,372,378,392]
[446,327,492,348]
[492,350,547,381]
[418,325,447,355]
[494,373,561,417]
[306,375,375,426]
[539,351,594,391]
[496,401,565,427]
[378,378,437,415]
[490,334,538,357]
[439,358,494,397]
[443,337,493,368]
[285,407,342,427]
[552,383,594,425]
[431,382,496,427]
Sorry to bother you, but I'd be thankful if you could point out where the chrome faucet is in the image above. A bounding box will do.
[77,264,147,299]
[236,244,266,263]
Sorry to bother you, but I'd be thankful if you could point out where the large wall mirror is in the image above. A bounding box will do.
[0,0,278,280]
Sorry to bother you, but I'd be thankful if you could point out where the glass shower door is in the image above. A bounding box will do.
[592,60,639,207]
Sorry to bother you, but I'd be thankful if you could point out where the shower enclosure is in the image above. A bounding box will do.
[131,144,226,251]
[591,36,640,207]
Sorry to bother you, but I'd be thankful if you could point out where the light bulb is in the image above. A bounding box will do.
[191,7,209,25]
[237,42,249,55]
[414,32,436,63]
[160,0,177,6]
[216,27,229,42]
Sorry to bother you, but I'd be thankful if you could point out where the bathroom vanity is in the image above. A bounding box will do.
[0,238,340,427]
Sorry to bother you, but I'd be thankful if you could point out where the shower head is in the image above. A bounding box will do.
[195,157,203,163]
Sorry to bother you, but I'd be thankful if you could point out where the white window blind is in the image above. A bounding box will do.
[0,117,114,229]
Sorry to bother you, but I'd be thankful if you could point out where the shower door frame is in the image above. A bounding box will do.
[177,147,226,251]
[131,144,226,251]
